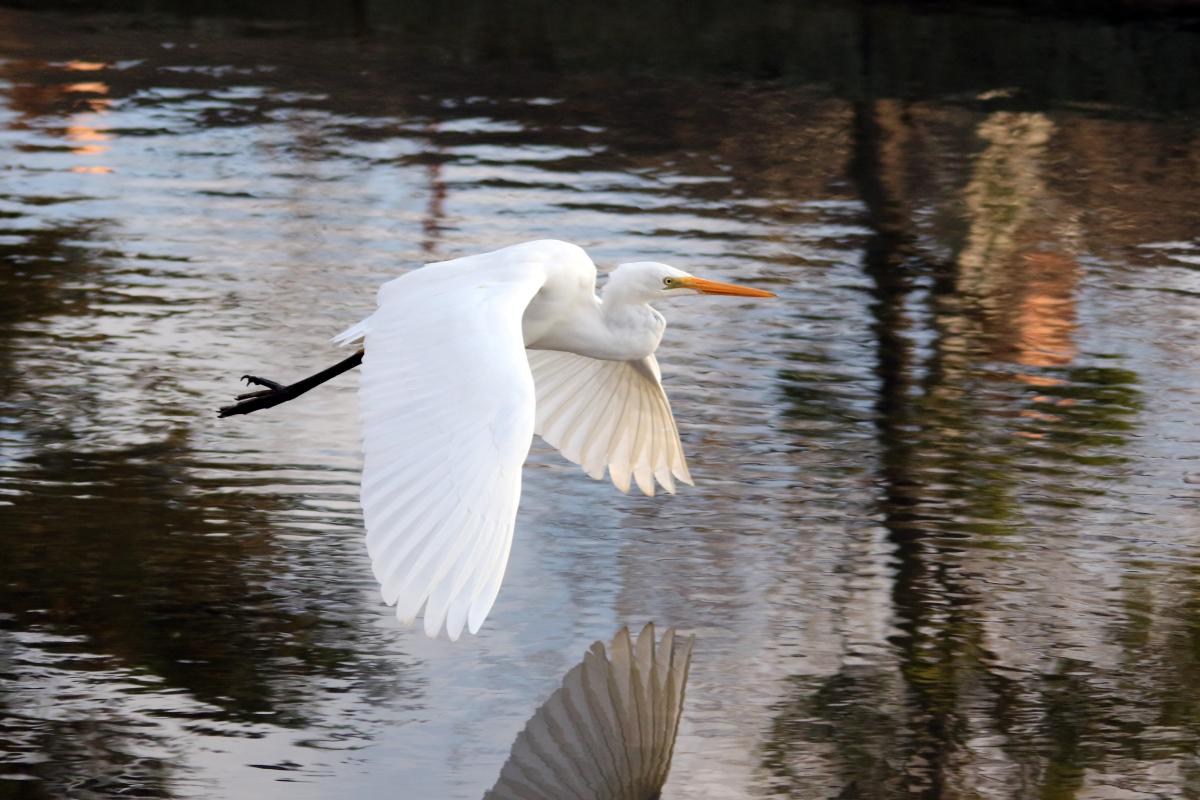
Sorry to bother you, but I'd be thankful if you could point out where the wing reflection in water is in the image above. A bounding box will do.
[485,624,694,800]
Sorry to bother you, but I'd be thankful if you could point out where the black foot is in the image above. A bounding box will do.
[216,349,364,420]
[218,377,295,418]
[241,374,286,391]
[231,374,288,401]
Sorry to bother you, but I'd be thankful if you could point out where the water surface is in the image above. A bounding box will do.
[1,5,1199,798]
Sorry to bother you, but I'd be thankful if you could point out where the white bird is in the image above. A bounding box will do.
[220,239,774,639]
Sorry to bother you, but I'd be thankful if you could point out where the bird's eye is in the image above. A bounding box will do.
[662,277,673,287]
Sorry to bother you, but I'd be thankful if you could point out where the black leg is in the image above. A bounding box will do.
[218,349,364,418]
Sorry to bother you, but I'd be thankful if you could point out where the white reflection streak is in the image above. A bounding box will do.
[484,624,693,800]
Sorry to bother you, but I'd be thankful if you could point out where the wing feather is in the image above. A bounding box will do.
[346,258,546,639]
[528,351,692,497]
[629,382,656,497]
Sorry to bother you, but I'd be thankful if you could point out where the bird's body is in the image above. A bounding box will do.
[228,239,773,640]
[523,249,665,361]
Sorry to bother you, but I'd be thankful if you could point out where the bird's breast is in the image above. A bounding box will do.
[520,286,572,347]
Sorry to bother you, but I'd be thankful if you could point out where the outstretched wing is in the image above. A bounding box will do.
[527,351,692,497]
[345,258,546,640]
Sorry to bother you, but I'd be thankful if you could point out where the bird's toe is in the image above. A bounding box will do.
[240,374,286,391]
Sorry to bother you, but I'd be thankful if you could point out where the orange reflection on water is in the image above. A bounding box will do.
[67,125,109,141]
[956,112,1081,384]
[1019,374,1069,387]
[65,60,107,71]
[1012,251,1079,369]
[1019,408,1062,423]
[71,165,113,174]
[64,78,112,162]
[66,120,111,156]
[65,81,108,94]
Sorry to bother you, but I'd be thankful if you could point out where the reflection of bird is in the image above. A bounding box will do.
[486,624,694,800]
[221,240,773,638]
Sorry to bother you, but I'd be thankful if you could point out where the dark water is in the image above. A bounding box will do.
[1,3,1199,798]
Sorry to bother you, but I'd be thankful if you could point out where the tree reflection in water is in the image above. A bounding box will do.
[762,90,1192,799]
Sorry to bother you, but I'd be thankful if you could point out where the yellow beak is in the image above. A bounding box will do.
[678,276,776,298]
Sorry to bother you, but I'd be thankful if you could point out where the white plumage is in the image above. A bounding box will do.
[335,240,774,639]
[529,351,690,496]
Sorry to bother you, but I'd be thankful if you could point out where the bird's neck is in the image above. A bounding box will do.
[526,293,664,362]
[590,297,664,362]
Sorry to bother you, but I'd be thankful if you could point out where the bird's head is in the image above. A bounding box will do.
[605,261,776,303]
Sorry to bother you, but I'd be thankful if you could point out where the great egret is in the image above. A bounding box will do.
[220,240,774,639]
